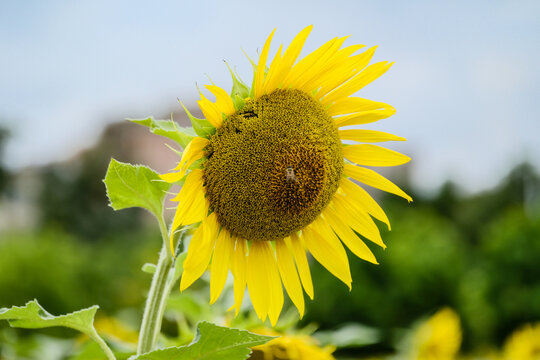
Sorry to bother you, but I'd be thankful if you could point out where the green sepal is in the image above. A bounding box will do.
[234,95,246,111]
[242,49,257,99]
[177,100,216,138]
[129,321,275,360]
[167,251,187,288]
[225,62,250,111]
[104,159,170,219]
[129,116,195,149]
[165,143,183,158]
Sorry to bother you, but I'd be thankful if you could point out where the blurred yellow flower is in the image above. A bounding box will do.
[411,308,462,360]
[250,329,336,360]
[503,323,540,360]
[94,316,139,345]
[162,25,410,325]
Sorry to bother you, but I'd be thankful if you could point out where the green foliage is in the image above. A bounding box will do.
[0,126,9,193]
[0,228,157,315]
[0,300,114,359]
[314,323,380,348]
[129,117,196,148]
[4,118,540,360]
[104,159,170,219]
[462,206,540,344]
[131,322,273,360]
[37,123,152,239]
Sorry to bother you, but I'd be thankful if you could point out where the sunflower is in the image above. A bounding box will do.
[411,308,462,360]
[161,25,411,325]
[250,328,336,360]
[503,323,540,360]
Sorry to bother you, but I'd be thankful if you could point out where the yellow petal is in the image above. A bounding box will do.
[160,137,209,182]
[284,235,314,299]
[198,92,223,128]
[285,37,348,91]
[331,194,385,248]
[342,144,410,167]
[247,241,269,321]
[344,164,412,202]
[247,241,283,325]
[180,213,219,291]
[261,44,283,94]
[323,206,378,264]
[293,37,353,93]
[308,44,367,96]
[276,238,305,317]
[339,129,406,143]
[281,37,337,88]
[169,173,207,255]
[264,243,284,326]
[205,85,236,116]
[339,178,391,229]
[328,97,393,117]
[231,238,247,315]
[334,108,396,127]
[169,169,207,235]
[264,25,312,93]
[302,221,352,289]
[317,46,376,97]
[210,228,235,304]
[254,28,276,98]
[322,61,394,105]
[182,213,219,272]
[310,216,351,264]
[179,224,206,290]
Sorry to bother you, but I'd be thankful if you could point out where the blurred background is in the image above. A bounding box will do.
[1,0,540,358]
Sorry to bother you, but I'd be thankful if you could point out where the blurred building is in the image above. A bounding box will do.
[0,106,200,237]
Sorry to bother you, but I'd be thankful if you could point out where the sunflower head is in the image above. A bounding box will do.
[161,25,411,325]
[204,88,343,241]
[503,323,540,360]
[412,308,462,360]
[250,329,336,360]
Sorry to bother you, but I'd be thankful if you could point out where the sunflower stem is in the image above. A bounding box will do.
[137,217,174,354]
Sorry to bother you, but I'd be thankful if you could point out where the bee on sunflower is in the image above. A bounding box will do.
[161,25,411,325]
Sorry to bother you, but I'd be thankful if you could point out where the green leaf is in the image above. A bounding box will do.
[177,101,216,138]
[104,159,170,219]
[129,116,196,148]
[0,300,97,333]
[0,300,115,360]
[131,321,274,360]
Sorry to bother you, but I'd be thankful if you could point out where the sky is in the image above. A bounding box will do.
[1,0,539,193]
